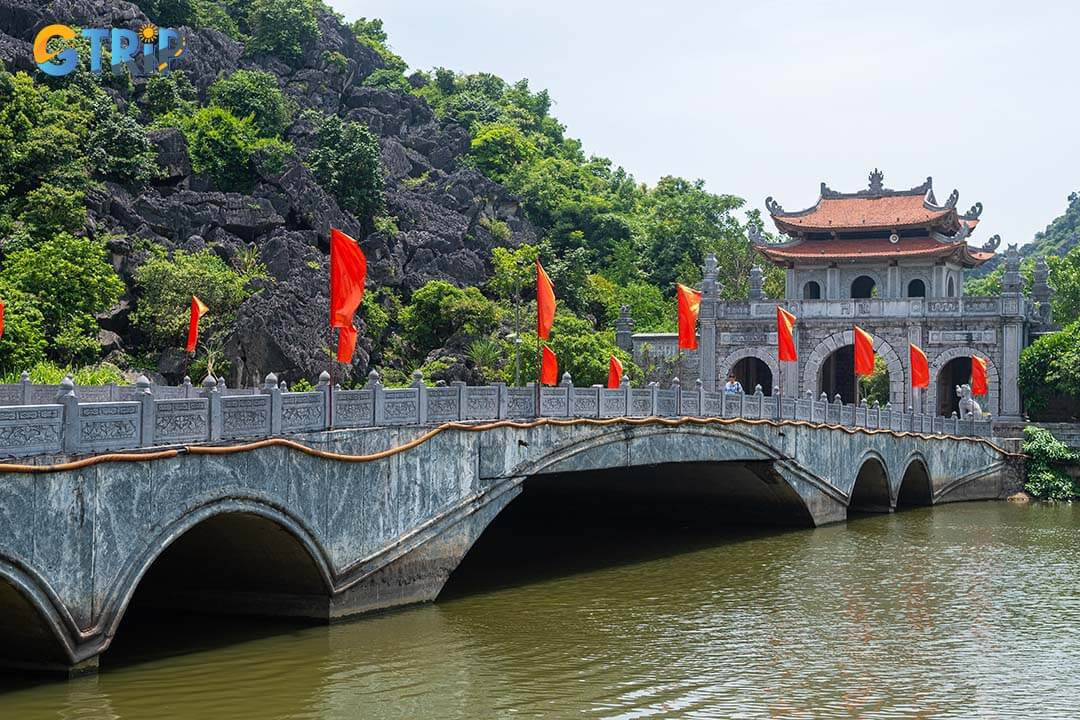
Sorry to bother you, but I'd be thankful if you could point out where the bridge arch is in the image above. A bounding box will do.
[849,451,891,514]
[896,454,933,508]
[0,562,78,671]
[718,347,778,394]
[803,330,905,407]
[102,498,335,646]
[928,347,999,417]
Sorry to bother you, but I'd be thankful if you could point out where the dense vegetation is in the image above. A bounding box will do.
[0,0,783,389]
[1022,426,1080,500]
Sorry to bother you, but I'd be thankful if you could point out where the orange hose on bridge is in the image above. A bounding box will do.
[0,416,1020,474]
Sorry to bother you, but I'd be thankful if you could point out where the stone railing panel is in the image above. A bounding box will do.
[381,388,420,425]
[701,391,722,417]
[74,386,114,402]
[628,389,652,417]
[30,385,60,405]
[462,386,500,421]
[599,389,625,418]
[539,387,570,417]
[572,387,599,418]
[220,395,272,439]
[333,389,374,428]
[281,392,326,433]
[154,398,210,444]
[506,387,536,418]
[656,389,678,417]
[76,401,141,453]
[0,405,63,457]
[425,386,462,424]
[0,385,21,405]
[679,389,700,416]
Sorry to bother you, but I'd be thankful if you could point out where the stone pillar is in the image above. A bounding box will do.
[906,323,923,413]
[182,376,193,399]
[826,265,840,300]
[887,262,900,298]
[700,253,720,391]
[615,305,634,353]
[136,375,155,447]
[412,370,427,425]
[748,265,764,301]
[1032,256,1053,325]
[1001,320,1023,419]
[368,370,386,426]
[19,371,31,405]
[263,373,282,435]
[202,375,222,442]
[57,375,79,455]
[318,371,332,429]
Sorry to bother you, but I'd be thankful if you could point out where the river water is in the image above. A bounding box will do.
[2,500,1079,719]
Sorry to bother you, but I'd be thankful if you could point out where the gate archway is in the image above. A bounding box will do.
[803,330,906,407]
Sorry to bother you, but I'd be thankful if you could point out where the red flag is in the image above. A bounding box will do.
[330,228,367,364]
[910,343,929,389]
[0,299,5,341]
[185,295,209,353]
[540,344,558,386]
[971,356,988,396]
[676,283,702,350]
[607,354,624,389]
[536,260,556,340]
[777,306,797,362]
[854,325,875,377]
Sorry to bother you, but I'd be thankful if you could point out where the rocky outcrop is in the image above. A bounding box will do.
[0,0,536,385]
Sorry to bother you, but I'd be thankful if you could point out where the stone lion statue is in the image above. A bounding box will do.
[955,384,985,419]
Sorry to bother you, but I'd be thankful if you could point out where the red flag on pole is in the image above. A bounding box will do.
[910,343,929,389]
[971,355,988,396]
[777,306,797,362]
[185,295,209,353]
[676,283,702,350]
[330,228,367,364]
[536,260,556,340]
[608,354,624,389]
[854,325,875,377]
[540,344,558,386]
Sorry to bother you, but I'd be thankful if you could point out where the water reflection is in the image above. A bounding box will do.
[1,501,1080,719]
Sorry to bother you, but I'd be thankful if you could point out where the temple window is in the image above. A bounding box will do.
[851,275,876,299]
[803,281,822,299]
[947,276,956,297]
[907,279,926,298]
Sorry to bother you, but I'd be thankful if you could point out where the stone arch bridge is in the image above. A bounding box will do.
[0,410,1020,675]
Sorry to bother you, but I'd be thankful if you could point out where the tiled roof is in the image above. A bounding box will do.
[756,237,993,266]
[772,195,951,232]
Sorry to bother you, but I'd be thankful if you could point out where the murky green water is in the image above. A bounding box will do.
[2,500,1079,719]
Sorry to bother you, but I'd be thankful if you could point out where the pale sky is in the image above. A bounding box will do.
[336,0,1079,247]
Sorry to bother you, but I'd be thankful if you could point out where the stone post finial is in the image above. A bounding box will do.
[754,384,763,396]
[57,375,76,401]
[1032,256,1053,323]
[620,373,630,389]
[20,370,29,382]
[182,376,193,398]
[135,374,152,395]
[202,374,217,393]
[366,369,382,389]
[318,370,331,386]
[560,372,573,387]
[263,372,279,391]
[279,381,288,393]
[411,369,424,388]
[749,265,765,300]
[216,376,226,393]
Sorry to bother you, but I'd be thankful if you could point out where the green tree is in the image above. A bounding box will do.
[17,183,85,245]
[468,122,536,181]
[489,244,540,384]
[1020,321,1080,419]
[0,287,47,375]
[87,92,157,183]
[306,112,384,218]
[519,313,638,387]
[247,0,319,66]
[143,71,197,119]
[162,107,263,192]
[0,233,124,363]
[209,69,292,138]
[400,280,499,358]
[132,247,266,349]
[1023,426,1079,500]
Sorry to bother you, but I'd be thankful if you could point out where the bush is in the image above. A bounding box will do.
[16,183,85,245]
[518,313,638,387]
[144,71,197,119]
[0,233,123,362]
[0,288,47,376]
[401,280,499,357]
[161,107,290,192]
[132,247,265,349]
[209,69,292,138]
[0,361,126,385]
[1023,426,1079,500]
[305,112,384,218]
[468,122,536,181]
[247,0,319,66]
[1020,322,1080,419]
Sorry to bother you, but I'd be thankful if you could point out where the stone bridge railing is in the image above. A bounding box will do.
[0,369,993,459]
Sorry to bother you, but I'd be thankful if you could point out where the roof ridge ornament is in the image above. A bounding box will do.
[962,202,983,221]
[981,233,1001,252]
[944,189,959,209]
[765,196,784,215]
[926,188,938,205]
[868,168,884,194]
